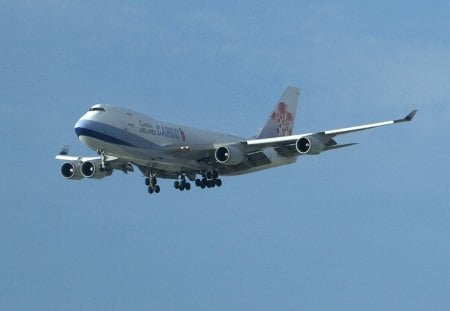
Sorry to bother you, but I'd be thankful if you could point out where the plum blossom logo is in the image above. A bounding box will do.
[271,102,293,135]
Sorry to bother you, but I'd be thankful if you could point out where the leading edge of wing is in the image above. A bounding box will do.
[323,110,418,136]
[55,146,119,162]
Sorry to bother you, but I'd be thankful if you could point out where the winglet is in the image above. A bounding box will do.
[394,110,417,123]
[59,145,70,155]
[404,110,417,122]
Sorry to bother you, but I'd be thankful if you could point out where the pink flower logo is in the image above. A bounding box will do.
[271,102,293,136]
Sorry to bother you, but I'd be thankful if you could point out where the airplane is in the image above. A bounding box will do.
[56,86,417,194]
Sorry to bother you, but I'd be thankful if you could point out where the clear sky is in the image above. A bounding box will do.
[1,1,449,310]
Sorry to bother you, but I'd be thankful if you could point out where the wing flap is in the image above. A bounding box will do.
[247,151,271,166]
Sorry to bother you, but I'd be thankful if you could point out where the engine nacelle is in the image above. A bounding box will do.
[215,145,245,165]
[61,162,84,180]
[81,160,112,179]
[296,136,325,155]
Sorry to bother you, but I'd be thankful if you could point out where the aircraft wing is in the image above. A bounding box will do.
[245,110,417,153]
[55,146,119,163]
[164,110,416,171]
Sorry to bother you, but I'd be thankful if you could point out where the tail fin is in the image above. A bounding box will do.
[256,86,300,138]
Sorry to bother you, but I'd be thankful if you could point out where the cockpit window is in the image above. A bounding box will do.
[89,107,106,112]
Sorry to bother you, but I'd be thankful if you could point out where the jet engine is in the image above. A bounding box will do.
[215,145,245,165]
[81,160,112,179]
[61,162,84,180]
[296,136,325,155]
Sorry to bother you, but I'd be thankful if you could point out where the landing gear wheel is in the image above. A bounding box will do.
[174,181,180,189]
[195,179,201,187]
[185,182,191,191]
[145,175,160,194]
[215,178,222,187]
[206,171,213,179]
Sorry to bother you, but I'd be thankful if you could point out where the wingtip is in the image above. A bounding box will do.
[405,110,418,121]
[59,145,70,155]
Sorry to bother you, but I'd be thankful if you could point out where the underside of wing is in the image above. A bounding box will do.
[162,141,276,175]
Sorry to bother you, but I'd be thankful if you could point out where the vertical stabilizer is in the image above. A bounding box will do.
[256,86,300,138]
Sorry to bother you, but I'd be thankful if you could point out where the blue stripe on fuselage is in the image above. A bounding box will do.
[75,126,133,147]
[75,119,161,150]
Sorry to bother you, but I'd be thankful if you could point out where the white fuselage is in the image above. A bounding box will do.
[74,104,296,176]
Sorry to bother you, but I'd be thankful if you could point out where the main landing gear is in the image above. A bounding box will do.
[173,174,191,191]
[144,170,222,194]
[195,170,222,189]
[145,176,160,194]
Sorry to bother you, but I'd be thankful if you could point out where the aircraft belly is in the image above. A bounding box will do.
[79,135,205,172]
[219,148,297,176]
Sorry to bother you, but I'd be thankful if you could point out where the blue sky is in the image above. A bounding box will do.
[1,1,449,310]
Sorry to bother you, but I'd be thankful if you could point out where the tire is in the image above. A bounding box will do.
[215,179,222,187]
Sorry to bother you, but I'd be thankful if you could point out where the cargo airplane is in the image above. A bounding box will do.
[56,86,416,194]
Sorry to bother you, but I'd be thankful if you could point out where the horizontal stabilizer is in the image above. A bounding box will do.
[325,143,358,151]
